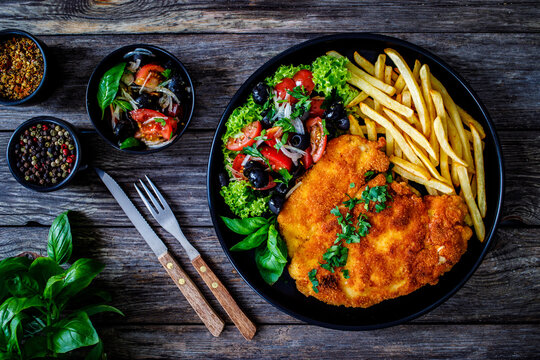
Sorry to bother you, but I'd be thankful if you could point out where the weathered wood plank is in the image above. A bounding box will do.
[97,324,539,359]
[0,33,538,130]
[0,227,537,325]
[0,0,538,34]
[0,130,538,227]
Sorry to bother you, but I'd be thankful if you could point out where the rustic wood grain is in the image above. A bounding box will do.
[0,1,538,35]
[157,251,225,337]
[0,33,538,131]
[0,130,538,227]
[0,226,537,325]
[97,324,540,359]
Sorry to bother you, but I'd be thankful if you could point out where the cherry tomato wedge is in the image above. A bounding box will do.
[226,121,262,151]
[309,97,325,117]
[130,109,177,140]
[306,117,327,163]
[293,69,315,94]
[134,64,165,88]
[264,126,283,147]
[302,146,314,169]
[259,145,293,172]
[275,78,297,104]
[231,153,247,179]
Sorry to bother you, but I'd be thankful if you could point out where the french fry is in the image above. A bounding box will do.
[433,116,468,166]
[384,65,393,85]
[471,126,486,217]
[405,135,447,183]
[456,164,485,241]
[430,75,474,168]
[382,107,437,159]
[402,90,411,107]
[457,105,486,139]
[428,127,440,166]
[394,141,403,158]
[364,118,377,141]
[346,91,369,108]
[329,51,396,96]
[360,103,421,165]
[448,118,463,187]
[385,48,430,136]
[426,186,439,195]
[407,184,422,196]
[412,59,421,82]
[386,131,394,156]
[374,54,387,112]
[349,74,413,118]
[393,165,454,194]
[420,64,436,121]
[390,155,431,180]
[353,51,375,75]
[348,114,365,138]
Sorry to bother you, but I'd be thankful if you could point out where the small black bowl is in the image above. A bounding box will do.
[0,29,49,106]
[86,44,195,154]
[6,116,83,192]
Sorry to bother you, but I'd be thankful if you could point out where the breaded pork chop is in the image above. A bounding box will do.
[278,135,472,308]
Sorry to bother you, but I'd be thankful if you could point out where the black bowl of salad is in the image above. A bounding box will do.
[86,44,194,153]
[207,33,504,330]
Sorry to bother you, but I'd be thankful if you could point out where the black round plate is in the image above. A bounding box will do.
[207,33,504,330]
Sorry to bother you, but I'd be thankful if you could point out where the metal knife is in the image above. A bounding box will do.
[94,167,225,337]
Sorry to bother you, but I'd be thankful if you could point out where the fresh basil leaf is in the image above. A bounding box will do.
[220,216,268,235]
[119,137,141,149]
[230,224,269,251]
[0,257,32,301]
[113,99,133,112]
[47,211,72,265]
[97,62,126,119]
[44,259,104,307]
[21,335,47,358]
[80,304,124,317]
[0,296,43,330]
[266,225,287,264]
[7,274,39,298]
[161,68,172,79]
[51,312,99,354]
[254,245,286,286]
[28,257,63,291]
[85,338,105,360]
[7,312,25,354]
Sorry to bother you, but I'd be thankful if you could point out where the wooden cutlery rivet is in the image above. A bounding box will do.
[211,282,219,289]
[166,262,174,269]
[178,278,186,285]
[200,266,207,273]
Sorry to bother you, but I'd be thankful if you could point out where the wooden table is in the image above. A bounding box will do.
[1,1,538,358]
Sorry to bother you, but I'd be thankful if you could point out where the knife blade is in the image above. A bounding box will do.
[94,167,167,257]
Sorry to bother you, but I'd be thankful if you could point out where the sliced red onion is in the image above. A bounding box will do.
[286,181,302,199]
[123,48,155,59]
[282,144,306,156]
[292,118,304,134]
[241,155,251,167]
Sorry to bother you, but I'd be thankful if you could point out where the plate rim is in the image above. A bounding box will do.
[207,32,505,330]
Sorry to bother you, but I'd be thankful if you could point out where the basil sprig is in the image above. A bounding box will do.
[221,216,288,285]
[0,212,123,358]
[97,62,126,119]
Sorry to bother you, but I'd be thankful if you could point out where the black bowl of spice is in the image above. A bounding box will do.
[0,29,49,106]
[6,117,82,192]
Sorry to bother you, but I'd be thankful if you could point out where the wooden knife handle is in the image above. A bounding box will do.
[158,251,225,337]
[192,255,256,340]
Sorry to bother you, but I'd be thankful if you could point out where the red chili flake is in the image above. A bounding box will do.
[62,149,68,156]
[19,140,23,145]
[66,157,73,163]
[42,125,48,130]
[33,137,37,142]
[34,164,38,169]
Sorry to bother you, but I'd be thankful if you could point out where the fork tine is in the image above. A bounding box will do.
[134,183,159,218]
[138,179,162,211]
[145,175,172,212]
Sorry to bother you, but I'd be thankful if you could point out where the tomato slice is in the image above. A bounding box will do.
[226,121,262,151]
[306,117,327,163]
[302,146,314,169]
[309,97,325,117]
[231,153,247,179]
[275,78,297,104]
[264,126,283,147]
[259,145,293,172]
[293,69,315,94]
[130,109,177,141]
[134,64,165,88]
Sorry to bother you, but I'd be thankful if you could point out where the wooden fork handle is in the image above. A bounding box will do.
[192,255,257,340]
[158,251,225,337]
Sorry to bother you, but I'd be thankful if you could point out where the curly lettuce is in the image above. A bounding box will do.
[220,180,270,218]
[265,64,311,87]
[222,95,263,142]
[311,55,358,105]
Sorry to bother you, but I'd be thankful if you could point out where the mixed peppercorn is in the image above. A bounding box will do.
[13,123,76,187]
[0,36,44,100]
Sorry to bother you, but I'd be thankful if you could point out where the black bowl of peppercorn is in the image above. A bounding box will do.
[6,117,82,192]
[0,29,49,106]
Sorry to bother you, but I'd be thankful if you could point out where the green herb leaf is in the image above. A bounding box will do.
[360,185,392,213]
[254,234,288,286]
[350,182,355,188]
[28,257,63,291]
[341,269,350,279]
[275,168,292,186]
[154,117,167,126]
[119,137,141,149]
[85,338,105,360]
[0,296,44,330]
[51,311,99,354]
[80,304,124,317]
[6,274,39,298]
[47,211,72,265]
[161,68,172,79]
[0,257,32,301]
[321,119,330,136]
[112,99,133,112]
[308,269,319,293]
[266,225,287,264]
[364,170,375,180]
[230,224,270,251]
[97,62,126,119]
[242,145,272,169]
[221,216,268,235]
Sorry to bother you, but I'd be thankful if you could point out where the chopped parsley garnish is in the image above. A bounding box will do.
[360,185,392,213]
[161,68,172,79]
[364,170,376,180]
[275,168,293,186]
[350,182,355,188]
[321,119,330,135]
[308,269,319,293]
[273,117,296,133]
[356,213,371,237]
[242,144,272,169]
[254,129,267,141]
[341,269,350,279]
[320,244,348,273]
[154,118,167,126]
[386,163,394,183]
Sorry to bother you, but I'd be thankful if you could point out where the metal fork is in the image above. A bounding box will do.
[134,176,256,340]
